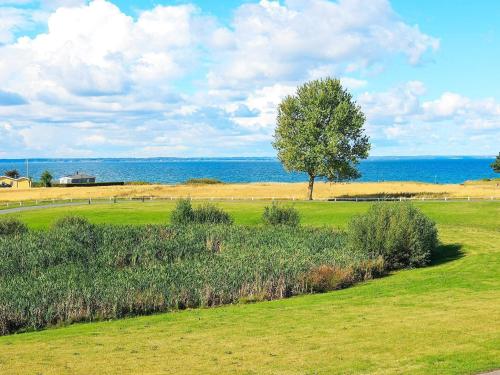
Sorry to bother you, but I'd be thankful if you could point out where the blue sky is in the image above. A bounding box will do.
[0,0,499,158]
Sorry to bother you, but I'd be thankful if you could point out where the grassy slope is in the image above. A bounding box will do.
[0,201,499,374]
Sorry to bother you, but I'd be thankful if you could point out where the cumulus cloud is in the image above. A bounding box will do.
[357,82,500,155]
[359,81,500,127]
[207,0,439,88]
[0,0,209,99]
[358,81,426,123]
[2,0,496,157]
[0,7,36,43]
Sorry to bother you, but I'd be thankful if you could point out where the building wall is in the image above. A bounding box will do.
[15,179,31,189]
[0,177,31,189]
[0,176,12,187]
[59,177,71,184]
[59,177,96,184]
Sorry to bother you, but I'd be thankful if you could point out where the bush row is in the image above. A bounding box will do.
[171,200,301,226]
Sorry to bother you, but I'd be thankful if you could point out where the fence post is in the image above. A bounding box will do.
[468,196,470,201]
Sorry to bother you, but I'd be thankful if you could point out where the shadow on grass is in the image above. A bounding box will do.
[430,243,464,267]
[333,192,447,199]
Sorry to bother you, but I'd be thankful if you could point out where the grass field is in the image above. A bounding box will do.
[0,201,499,374]
[1,180,499,203]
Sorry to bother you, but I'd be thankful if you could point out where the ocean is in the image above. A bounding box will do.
[0,157,496,184]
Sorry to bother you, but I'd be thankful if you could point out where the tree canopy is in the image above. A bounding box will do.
[491,153,500,173]
[273,77,370,200]
[40,170,53,187]
[3,169,20,179]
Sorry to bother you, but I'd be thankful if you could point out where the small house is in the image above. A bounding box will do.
[0,176,31,189]
[59,172,96,184]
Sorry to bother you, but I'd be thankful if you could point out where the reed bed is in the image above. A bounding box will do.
[0,219,385,335]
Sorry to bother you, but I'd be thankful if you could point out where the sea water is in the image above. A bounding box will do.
[0,157,496,184]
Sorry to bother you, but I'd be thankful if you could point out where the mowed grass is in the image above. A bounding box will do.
[0,201,499,374]
[6,200,500,231]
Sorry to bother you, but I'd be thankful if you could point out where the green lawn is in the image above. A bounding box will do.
[0,201,499,374]
[5,199,500,231]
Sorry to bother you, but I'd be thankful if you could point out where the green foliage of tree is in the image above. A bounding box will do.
[273,77,370,200]
[491,153,500,173]
[40,170,53,187]
[4,169,20,179]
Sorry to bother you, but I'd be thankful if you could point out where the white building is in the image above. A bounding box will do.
[59,172,96,184]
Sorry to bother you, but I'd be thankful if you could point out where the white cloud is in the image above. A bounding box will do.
[0,0,208,99]
[357,82,500,155]
[340,77,368,90]
[232,83,296,129]
[422,92,469,119]
[358,81,426,123]
[0,7,35,43]
[207,0,439,88]
[2,0,497,157]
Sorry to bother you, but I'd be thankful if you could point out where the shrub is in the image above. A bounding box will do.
[171,199,195,225]
[306,257,385,293]
[53,216,93,229]
[347,203,438,270]
[171,199,233,225]
[306,265,354,292]
[193,203,233,225]
[0,217,27,236]
[184,178,224,185]
[262,203,300,226]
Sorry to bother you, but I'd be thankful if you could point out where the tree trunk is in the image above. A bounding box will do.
[307,175,315,200]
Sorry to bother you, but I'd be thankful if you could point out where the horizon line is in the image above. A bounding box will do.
[0,155,496,161]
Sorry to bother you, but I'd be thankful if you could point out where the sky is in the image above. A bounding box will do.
[0,0,499,158]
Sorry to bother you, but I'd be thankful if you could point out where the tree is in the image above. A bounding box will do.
[4,169,20,179]
[491,153,500,173]
[40,170,53,187]
[273,77,370,200]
